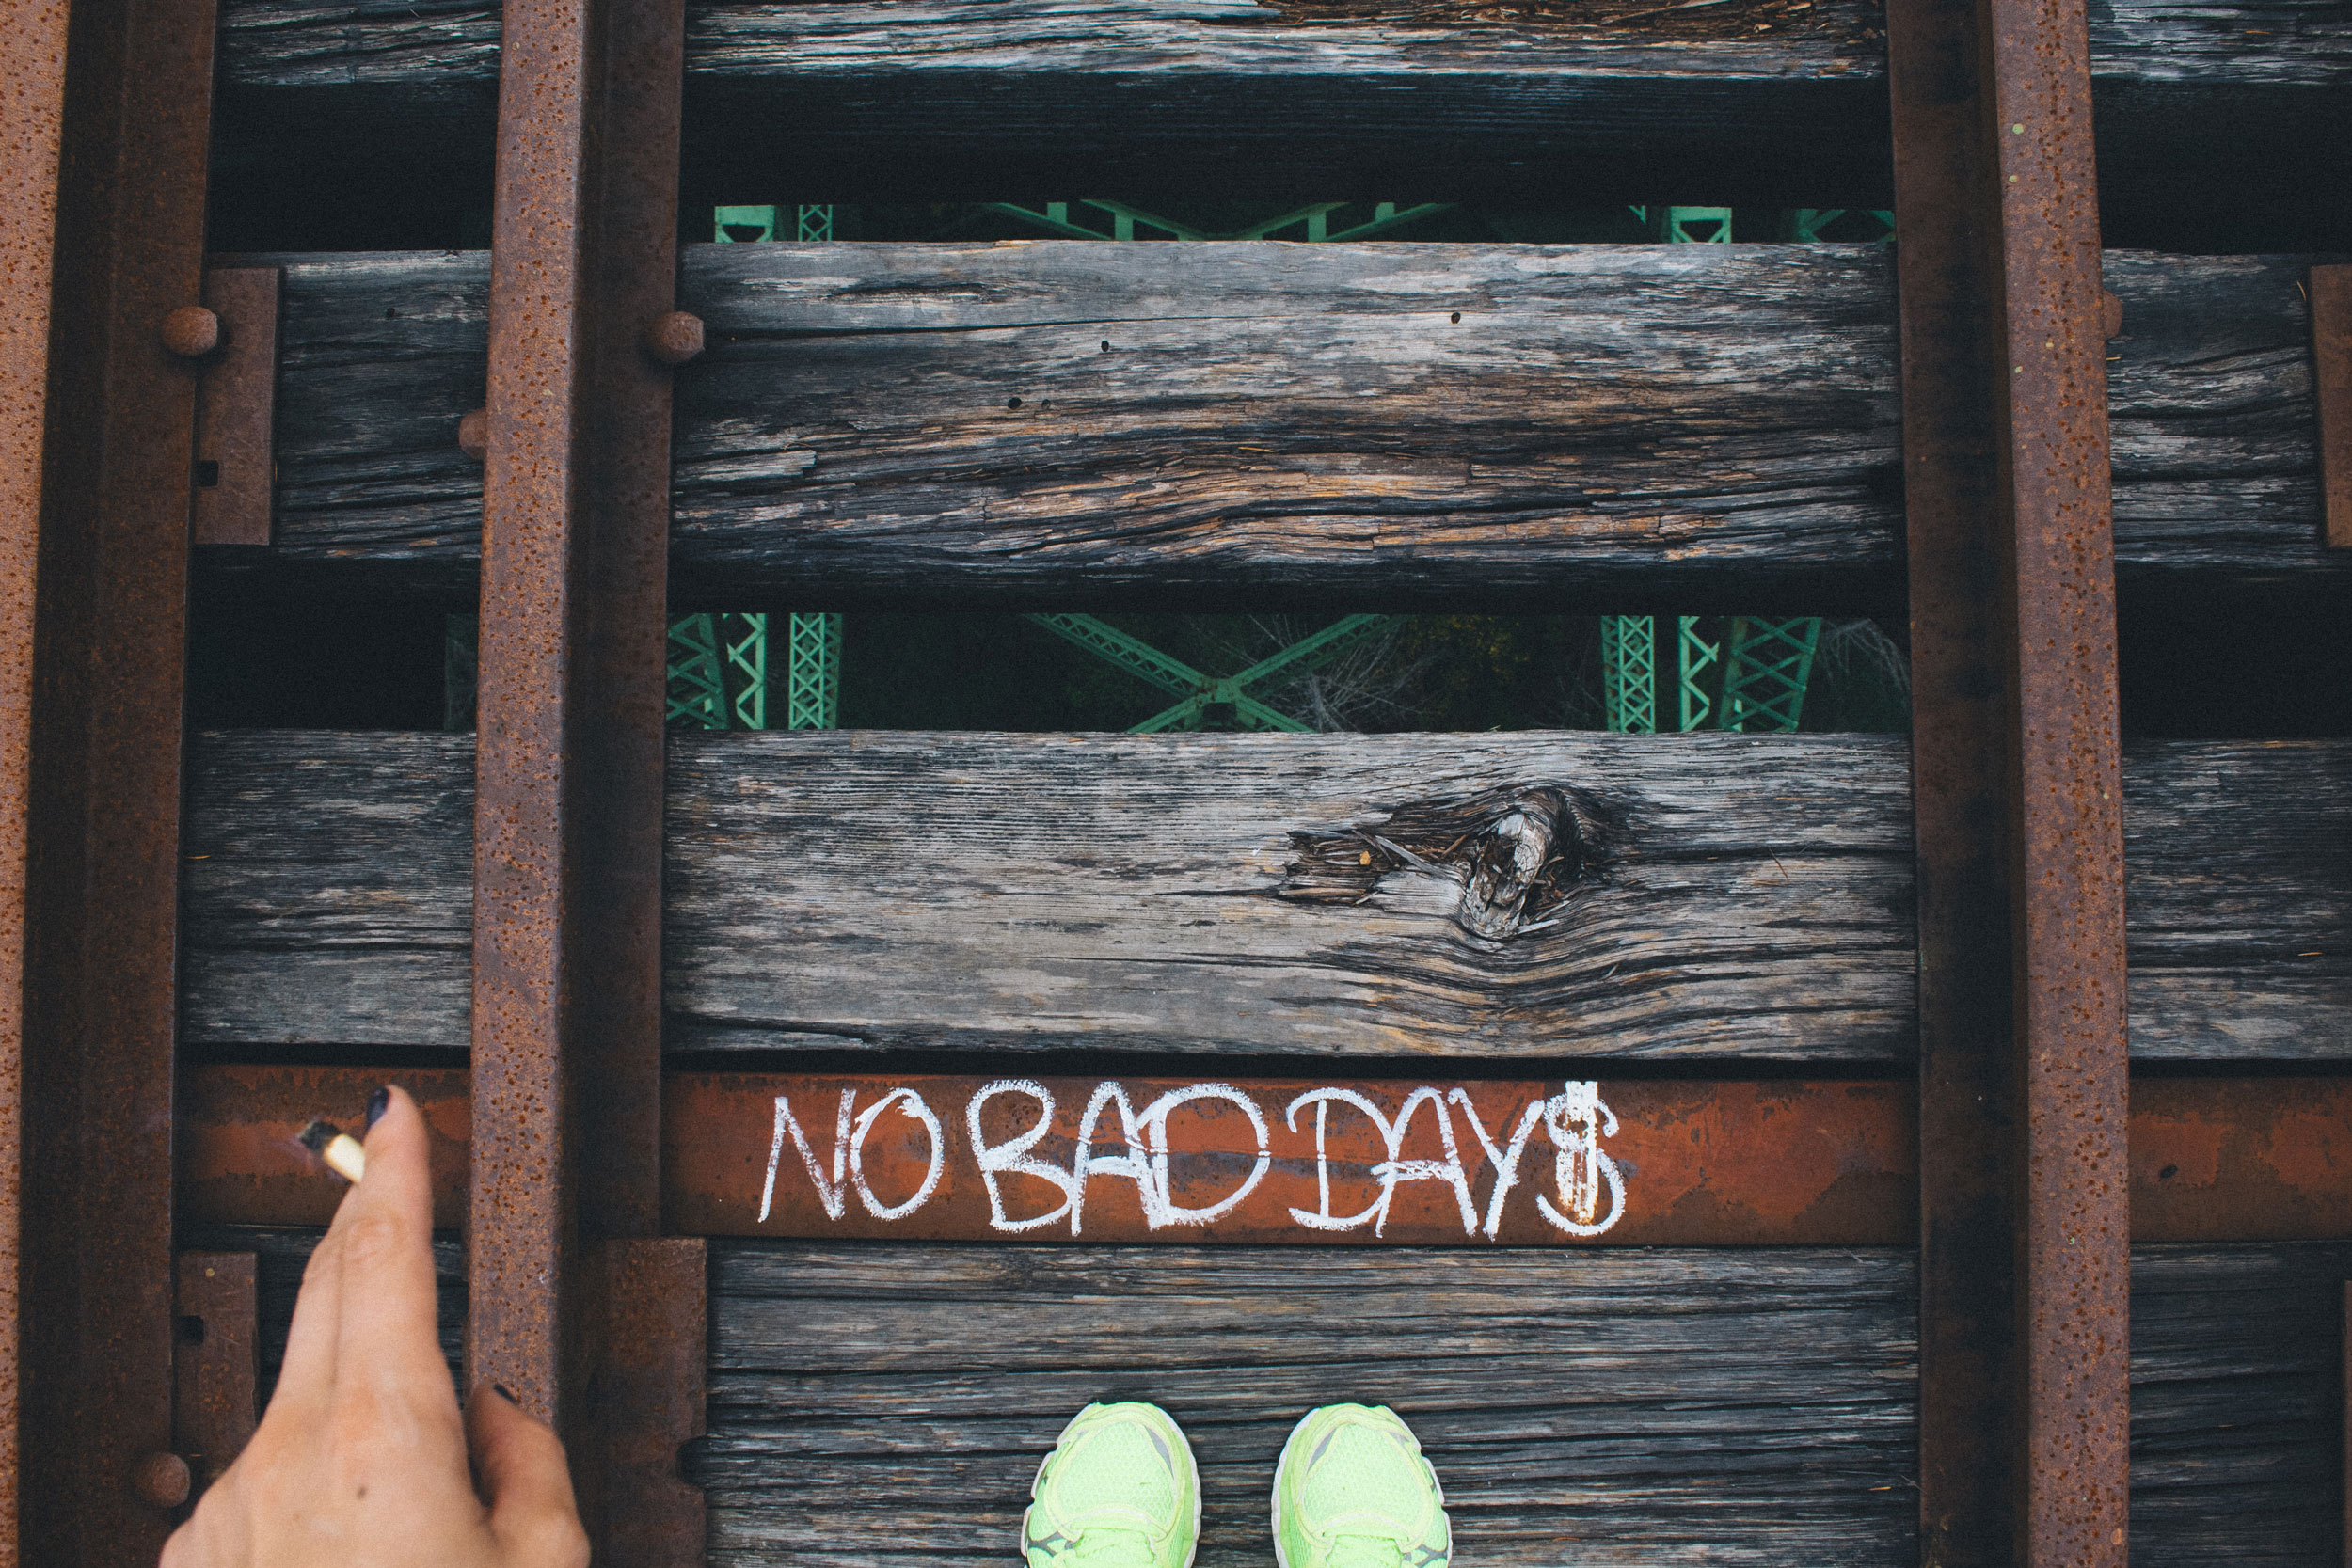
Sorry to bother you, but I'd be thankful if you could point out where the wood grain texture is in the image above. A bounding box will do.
[179,731,2352,1061]
[210,0,2348,205]
[179,1226,2352,1566]
[232,245,2344,604]
[2120,739,2352,1060]
[697,1243,1920,1565]
[690,1240,2352,1567]
[2128,1242,2352,1567]
[662,729,1918,1060]
[181,731,476,1047]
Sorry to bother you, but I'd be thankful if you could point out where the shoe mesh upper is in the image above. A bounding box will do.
[1051,1424,1177,1526]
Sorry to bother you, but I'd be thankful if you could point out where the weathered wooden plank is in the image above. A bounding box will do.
[178,731,2352,1060]
[2128,1242,2352,1567]
[210,0,2348,209]
[225,245,2345,604]
[180,730,475,1047]
[2120,739,2352,1059]
[174,1226,2351,1566]
[698,1243,1921,1566]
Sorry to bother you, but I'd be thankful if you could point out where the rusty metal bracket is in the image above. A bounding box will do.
[190,267,280,548]
[2314,264,2350,548]
[172,1253,257,1497]
[579,1239,706,1568]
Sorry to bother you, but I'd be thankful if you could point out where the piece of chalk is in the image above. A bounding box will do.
[295,1118,368,1183]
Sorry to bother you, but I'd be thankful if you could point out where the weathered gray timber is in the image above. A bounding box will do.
[234,245,2344,606]
[178,731,2352,1060]
[2122,739,2352,1059]
[697,1243,1919,1566]
[180,731,475,1050]
[246,252,489,573]
[211,0,2347,210]
[175,1226,2350,1565]
[2128,1241,2352,1567]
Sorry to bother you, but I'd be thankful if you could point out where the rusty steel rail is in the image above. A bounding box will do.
[177,1065,2352,1247]
[471,0,684,1410]
[15,0,220,1554]
[471,0,694,1556]
[1887,0,2129,1557]
[0,0,71,1552]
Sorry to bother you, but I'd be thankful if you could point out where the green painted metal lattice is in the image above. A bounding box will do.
[1601,616,1656,734]
[786,611,842,731]
[1716,617,1822,733]
[1677,616,1721,732]
[1026,613,1393,733]
[985,200,1453,244]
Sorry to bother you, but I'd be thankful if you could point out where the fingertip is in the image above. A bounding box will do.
[468,1380,586,1552]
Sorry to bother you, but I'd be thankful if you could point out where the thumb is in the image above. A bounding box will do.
[467,1383,591,1566]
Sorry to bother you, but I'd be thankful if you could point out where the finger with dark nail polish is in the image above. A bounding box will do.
[365,1085,390,1131]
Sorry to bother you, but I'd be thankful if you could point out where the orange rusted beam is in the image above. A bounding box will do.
[179,1066,470,1229]
[179,1066,2352,1246]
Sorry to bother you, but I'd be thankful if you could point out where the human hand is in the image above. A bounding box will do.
[161,1086,589,1568]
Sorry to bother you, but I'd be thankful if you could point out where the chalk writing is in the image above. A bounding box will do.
[758,1079,1624,1240]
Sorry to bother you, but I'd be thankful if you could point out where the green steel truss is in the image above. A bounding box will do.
[1717,617,1822,733]
[1677,616,1721,732]
[1629,205,1732,244]
[1026,613,1393,733]
[985,200,1453,244]
[785,611,842,730]
[668,612,762,729]
[714,203,779,242]
[1600,616,1656,734]
[1780,208,1896,242]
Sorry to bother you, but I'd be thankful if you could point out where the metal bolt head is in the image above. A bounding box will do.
[2100,289,2123,341]
[458,407,489,462]
[644,310,705,366]
[161,306,219,358]
[133,1450,191,1508]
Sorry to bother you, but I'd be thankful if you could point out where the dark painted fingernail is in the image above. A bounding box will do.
[492,1383,519,1405]
[364,1085,390,1130]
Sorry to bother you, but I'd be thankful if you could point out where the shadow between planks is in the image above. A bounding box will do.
[176,1228,2352,1566]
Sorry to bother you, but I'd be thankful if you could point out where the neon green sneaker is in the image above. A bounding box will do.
[1272,1403,1453,1568]
[1021,1402,1201,1568]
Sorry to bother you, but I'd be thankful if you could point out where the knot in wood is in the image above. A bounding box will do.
[1279,784,1601,941]
[1458,797,1561,940]
[161,305,219,357]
